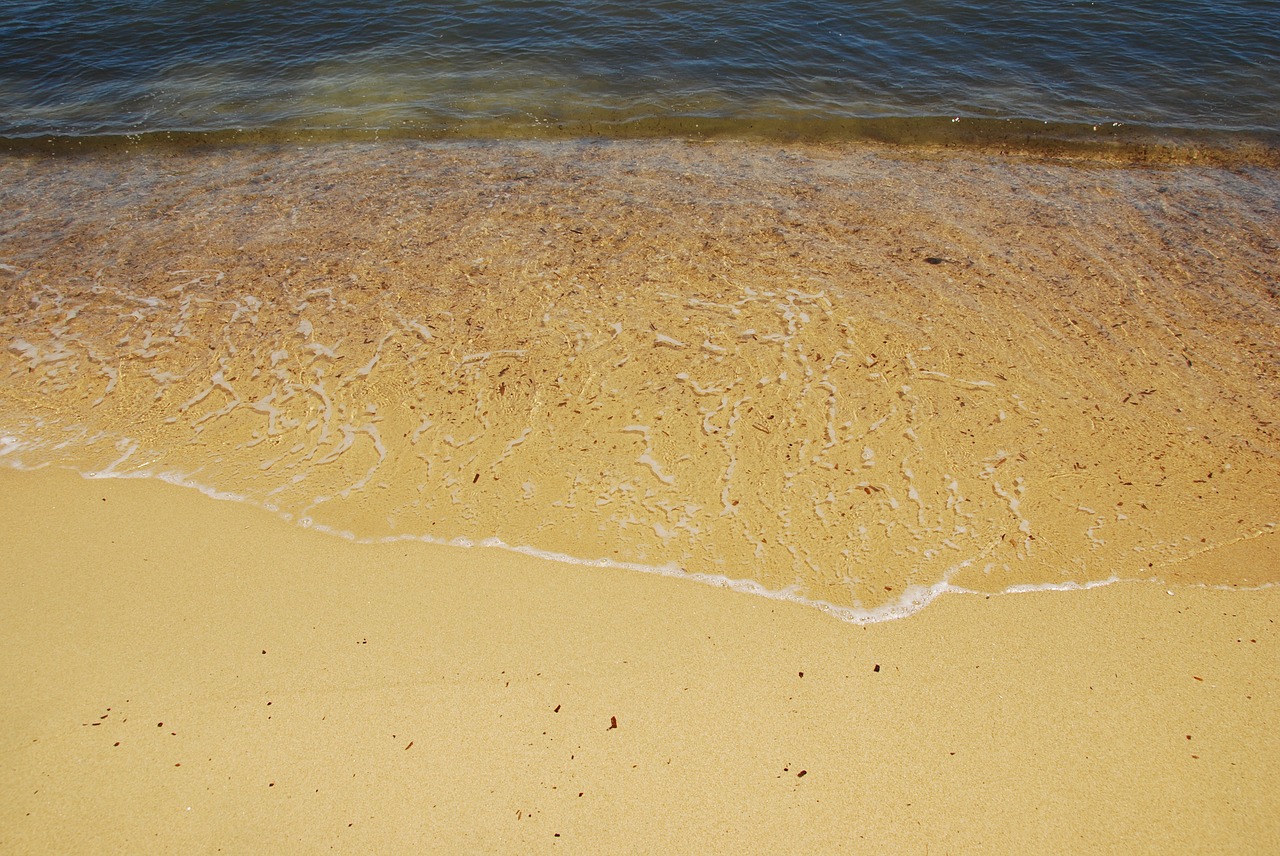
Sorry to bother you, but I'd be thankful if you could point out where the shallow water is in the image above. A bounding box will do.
[1,140,1276,620]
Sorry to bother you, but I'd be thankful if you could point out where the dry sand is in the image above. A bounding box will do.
[1,465,1276,854]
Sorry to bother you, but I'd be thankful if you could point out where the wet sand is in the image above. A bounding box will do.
[2,140,1278,616]
[0,465,1277,853]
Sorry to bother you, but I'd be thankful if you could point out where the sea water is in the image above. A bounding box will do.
[1,2,1278,621]
[2,0,1278,147]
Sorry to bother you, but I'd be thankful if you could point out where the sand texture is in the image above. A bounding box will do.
[0,466,1277,854]
[1,140,1278,852]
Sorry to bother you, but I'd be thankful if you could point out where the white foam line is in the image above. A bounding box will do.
[78,464,250,504]
[364,527,1192,623]
[9,465,1269,624]
[373,531,957,624]
[152,470,250,503]
[995,576,1126,594]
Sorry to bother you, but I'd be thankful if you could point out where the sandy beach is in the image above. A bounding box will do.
[1,139,1278,852]
[1,465,1276,853]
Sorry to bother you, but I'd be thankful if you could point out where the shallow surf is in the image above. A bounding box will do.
[1,139,1277,618]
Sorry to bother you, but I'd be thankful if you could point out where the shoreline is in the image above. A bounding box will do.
[2,465,1277,853]
[2,138,1277,613]
[3,121,1279,169]
[10,460,1278,628]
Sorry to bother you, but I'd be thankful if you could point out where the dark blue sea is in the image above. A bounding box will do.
[2,0,1278,146]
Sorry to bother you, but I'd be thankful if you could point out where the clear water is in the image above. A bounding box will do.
[2,140,1278,619]
[2,2,1278,622]
[2,0,1278,144]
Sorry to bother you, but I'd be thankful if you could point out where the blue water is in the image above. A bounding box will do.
[2,1,1278,143]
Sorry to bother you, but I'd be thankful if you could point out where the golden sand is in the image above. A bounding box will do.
[0,140,1278,851]
[1,141,1277,615]
[0,466,1276,853]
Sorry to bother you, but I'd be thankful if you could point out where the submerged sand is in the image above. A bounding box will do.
[0,466,1277,853]
[0,140,1277,615]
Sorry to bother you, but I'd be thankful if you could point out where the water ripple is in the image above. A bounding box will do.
[1,0,1278,140]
